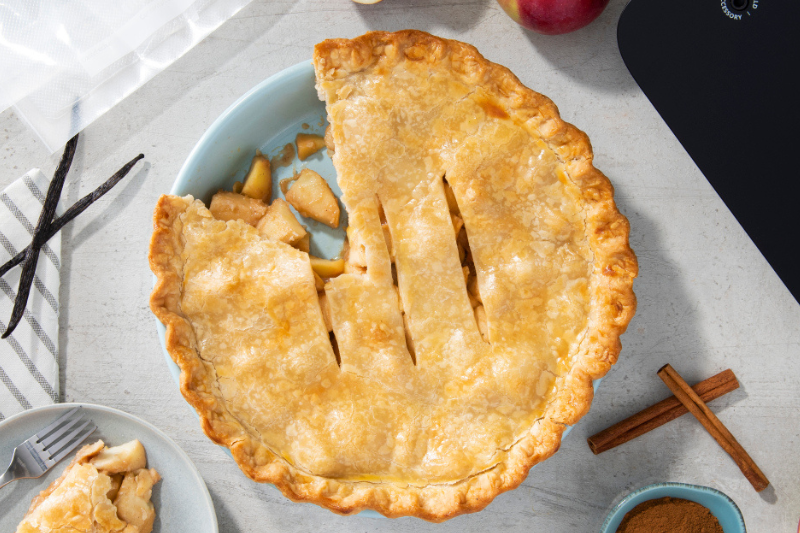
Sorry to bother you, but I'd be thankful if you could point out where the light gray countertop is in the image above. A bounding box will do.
[1,1,797,531]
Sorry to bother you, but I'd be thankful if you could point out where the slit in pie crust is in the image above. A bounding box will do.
[149,30,637,521]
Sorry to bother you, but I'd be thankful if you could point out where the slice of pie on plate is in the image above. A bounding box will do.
[149,30,637,521]
[16,440,160,533]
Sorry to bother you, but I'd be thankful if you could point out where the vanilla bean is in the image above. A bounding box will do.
[0,154,144,280]
[3,136,78,338]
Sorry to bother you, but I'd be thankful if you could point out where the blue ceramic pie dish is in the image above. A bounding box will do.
[600,482,746,533]
[155,59,604,519]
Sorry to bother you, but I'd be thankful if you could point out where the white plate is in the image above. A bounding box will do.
[0,403,218,532]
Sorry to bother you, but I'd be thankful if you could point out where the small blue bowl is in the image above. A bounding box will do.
[600,482,746,533]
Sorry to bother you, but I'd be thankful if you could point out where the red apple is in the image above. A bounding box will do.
[496,0,610,35]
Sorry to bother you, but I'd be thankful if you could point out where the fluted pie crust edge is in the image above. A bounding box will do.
[149,31,637,522]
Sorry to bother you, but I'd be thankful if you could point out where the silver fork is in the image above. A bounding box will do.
[0,407,96,488]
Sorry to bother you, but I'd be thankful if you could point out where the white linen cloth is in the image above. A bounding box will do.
[0,169,61,419]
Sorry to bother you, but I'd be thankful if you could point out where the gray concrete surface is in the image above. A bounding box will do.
[1,0,797,531]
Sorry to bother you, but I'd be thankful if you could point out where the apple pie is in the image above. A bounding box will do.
[16,440,160,533]
[149,30,636,521]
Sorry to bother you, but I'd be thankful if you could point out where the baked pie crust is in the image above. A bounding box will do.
[149,30,636,521]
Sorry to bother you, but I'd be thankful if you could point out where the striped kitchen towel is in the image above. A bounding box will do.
[0,169,61,419]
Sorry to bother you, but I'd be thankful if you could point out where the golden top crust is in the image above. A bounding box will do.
[149,31,637,521]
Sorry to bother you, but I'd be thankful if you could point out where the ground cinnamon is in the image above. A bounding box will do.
[616,497,723,533]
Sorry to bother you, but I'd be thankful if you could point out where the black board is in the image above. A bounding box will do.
[618,0,800,303]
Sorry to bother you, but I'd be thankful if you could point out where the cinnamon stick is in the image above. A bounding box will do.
[657,364,769,492]
[588,369,739,454]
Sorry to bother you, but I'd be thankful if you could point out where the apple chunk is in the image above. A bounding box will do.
[89,440,147,474]
[294,233,310,253]
[296,133,327,160]
[256,199,307,245]
[285,169,340,228]
[309,256,345,279]
[241,150,272,202]
[114,468,160,533]
[209,191,268,227]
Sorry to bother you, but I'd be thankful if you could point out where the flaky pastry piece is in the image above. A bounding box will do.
[150,30,636,521]
[15,440,160,533]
